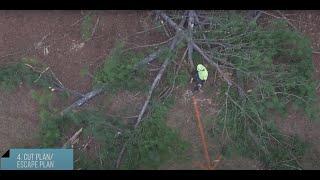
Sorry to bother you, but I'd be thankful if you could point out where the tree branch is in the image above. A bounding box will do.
[115,15,186,168]
[63,128,83,148]
[91,16,100,38]
[187,10,195,70]
[116,35,181,168]
[156,11,183,33]
[158,11,233,86]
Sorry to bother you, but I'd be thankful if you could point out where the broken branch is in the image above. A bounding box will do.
[187,10,195,70]
[34,67,50,83]
[134,36,182,128]
[116,16,186,168]
[156,11,183,33]
[91,16,100,38]
[63,128,83,148]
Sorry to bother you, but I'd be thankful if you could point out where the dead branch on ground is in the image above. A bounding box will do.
[187,10,195,70]
[63,128,83,148]
[115,34,183,168]
[115,15,187,168]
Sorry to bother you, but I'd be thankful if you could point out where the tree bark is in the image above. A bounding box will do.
[61,87,105,115]
[133,48,164,70]
[187,10,195,70]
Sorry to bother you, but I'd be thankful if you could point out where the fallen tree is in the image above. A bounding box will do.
[115,16,186,168]
[23,10,316,170]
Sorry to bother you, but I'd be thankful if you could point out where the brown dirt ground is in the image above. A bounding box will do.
[89,90,146,126]
[163,77,263,170]
[0,85,40,155]
[161,91,210,170]
[0,10,165,156]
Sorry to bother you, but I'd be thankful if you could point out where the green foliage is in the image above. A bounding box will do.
[31,89,188,169]
[57,90,70,102]
[38,111,62,147]
[173,69,189,87]
[0,61,51,92]
[204,12,316,169]
[31,89,62,147]
[80,66,89,78]
[0,60,71,147]
[31,89,53,109]
[213,95,308,169]
[31,90,187,169]
[66,98,187,170]
[164,65,189,88]
[94,43,148,93]
[158,47,175,61]
[192,51,204,66]
[262,135,308,170]
[81,13,93,41]
[123,99,189,169]
[64,110,128,169]
[74,151,101,170]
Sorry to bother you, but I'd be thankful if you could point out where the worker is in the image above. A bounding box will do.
[192,64,208,92]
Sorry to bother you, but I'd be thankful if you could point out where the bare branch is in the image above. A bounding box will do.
[116,35,182,169]
[82,137,93,150]
[91,16,100,38]
[234,69,246,98]
[187,10,195,70]
[133,48,164,70]
[313,51,320,54]
[49,69,85,98]
[158,11,233,86]
[71,11,94,27]
[193,11,201,25]
[135,36,182,128]
[156,11,183,33]
[33,67,50,83]
[116,15,186,168]
[248,128,271,156]
[122,36,174,52]
[246,10,262,22]
[259,10,298,31]
[133,13,186,71]
[63,128,83,148]
[276,10,297,31]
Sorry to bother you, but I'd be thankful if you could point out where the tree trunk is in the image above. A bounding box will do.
[61,87,105,115]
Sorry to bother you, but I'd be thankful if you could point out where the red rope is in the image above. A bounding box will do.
[192,96,213,170]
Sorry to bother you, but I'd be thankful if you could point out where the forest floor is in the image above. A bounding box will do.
[0,10,319,169]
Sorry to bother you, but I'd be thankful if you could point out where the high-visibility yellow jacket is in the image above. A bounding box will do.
[197,64,208,81]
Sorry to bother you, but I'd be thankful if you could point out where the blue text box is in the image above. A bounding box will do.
[1,148,73,170]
